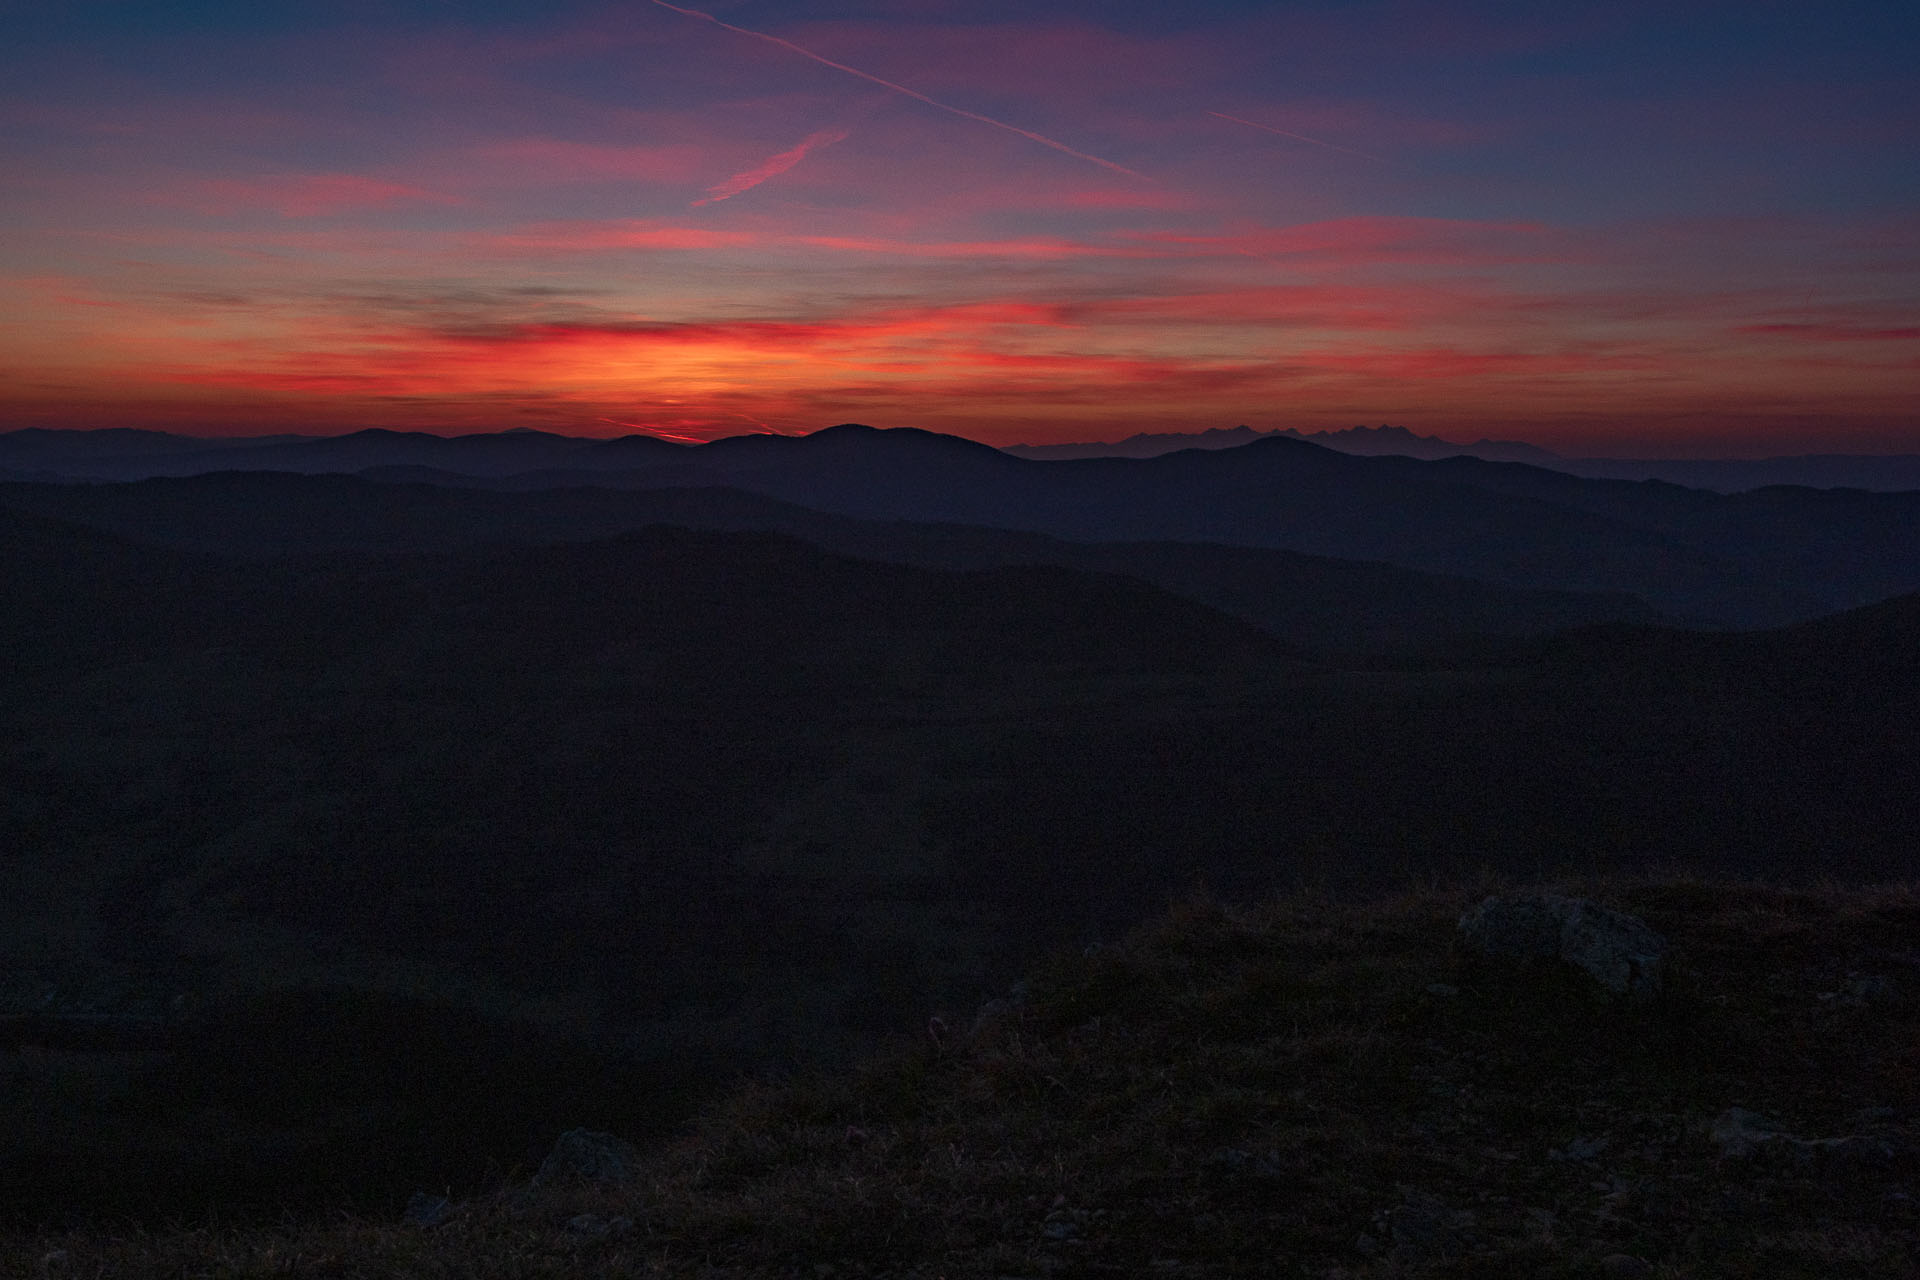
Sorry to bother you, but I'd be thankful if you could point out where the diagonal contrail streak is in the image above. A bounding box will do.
[648,0,1149,180]
[1208,111,1387,164]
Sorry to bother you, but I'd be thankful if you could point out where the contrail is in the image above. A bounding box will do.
[648,0,1149,180]
[695,128,848,206]
[1208,111,1387,164]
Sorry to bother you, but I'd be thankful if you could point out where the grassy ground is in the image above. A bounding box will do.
[10,876,1918,1278]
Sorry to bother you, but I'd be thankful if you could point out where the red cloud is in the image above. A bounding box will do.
[1736,323,1920,342]
[1307,347,1659,379]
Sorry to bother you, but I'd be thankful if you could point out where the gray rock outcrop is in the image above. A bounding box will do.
[1457,893,1668,1000]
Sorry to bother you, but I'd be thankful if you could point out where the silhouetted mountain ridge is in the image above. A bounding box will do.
[1001,424,1920,490]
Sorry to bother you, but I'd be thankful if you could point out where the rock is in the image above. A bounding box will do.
[1205,1147,1286,1180]
[1710,1107,1900,1171]
[1549,1134,1611,1162]
[1458,893,1667,1000]
[534,1128,640,1187]
[403,1191,454,1228]
[1710,1107,1784,1159]
[968,997,1020,1045]
[563,1213,633,1243]
[1796,1134,1901,1171]
[1377,1187,1476,1264]
[1820,974,1894,1007]
[1601,1254,1655,1278]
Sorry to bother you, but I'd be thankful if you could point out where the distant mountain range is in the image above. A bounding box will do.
[6,422,1919,629]
[1003,423,1920,491]
[0,425,677,483]
[10,422,1920,492]
[1003,423,1564,465]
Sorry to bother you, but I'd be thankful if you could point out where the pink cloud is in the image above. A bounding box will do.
[1052,186,1199,211]
[694,128,849,206]
[480,222,770,252]
[8,274,129,309]
[1207,112,1388,164]
[147,173,459,218]
[1129,216,1565,267]
[473,218,1142,260]
[463,138,706,185]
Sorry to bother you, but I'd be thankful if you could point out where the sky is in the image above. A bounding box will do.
[1,0,1916,455]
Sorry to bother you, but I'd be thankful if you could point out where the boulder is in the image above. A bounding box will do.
[533,1128,641,1187]
[1458,893,1667,1000]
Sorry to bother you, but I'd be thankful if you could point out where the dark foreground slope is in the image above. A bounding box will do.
[4,506,1918,1228]
[11,880,1917,1278]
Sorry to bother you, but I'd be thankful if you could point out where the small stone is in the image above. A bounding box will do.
[1425,982,1459,997]
[565,1213,621,1242]
[1206,1147,1285,1179]
[1550,1134,1610,1162]
[1710,1107,1781,1159]
[969,997,1020,1044]
[1383,1188,1476,1264]
[535,1128,640,1187]
[403,1191,454,1228]
[1601,1254,1654,1279]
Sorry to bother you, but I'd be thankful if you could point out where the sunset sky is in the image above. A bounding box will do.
[3,0,1916,454]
